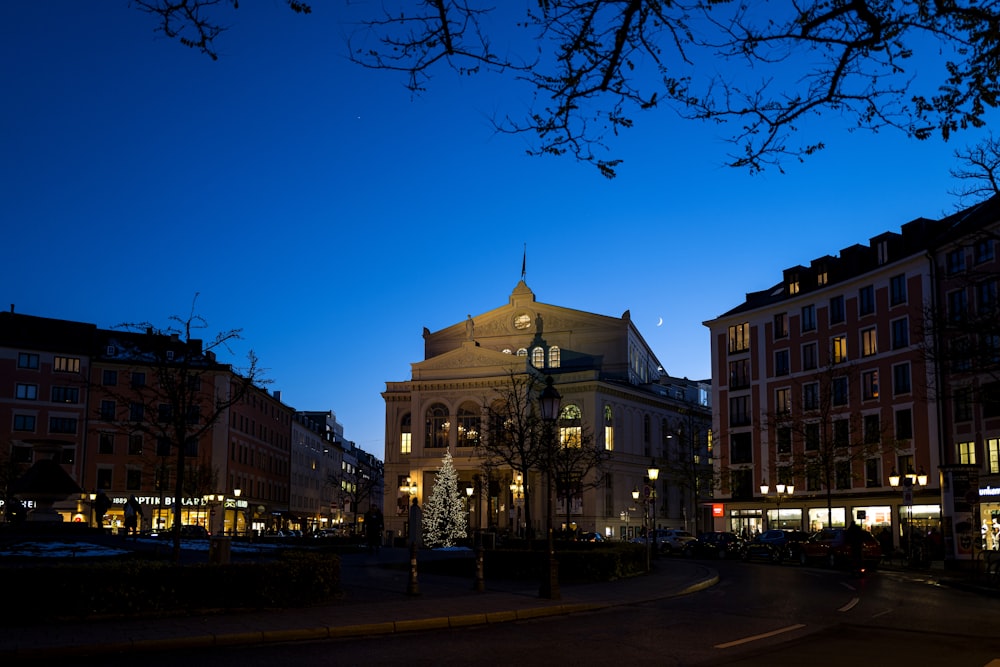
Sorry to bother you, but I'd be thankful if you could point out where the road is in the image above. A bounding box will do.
[75,559,1000,666]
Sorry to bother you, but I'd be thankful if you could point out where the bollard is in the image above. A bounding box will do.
[474,545,485,592]
[407,541,420,596]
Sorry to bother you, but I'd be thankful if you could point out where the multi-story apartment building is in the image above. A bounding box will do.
[0,310,372,535]
[705,195,1000,564]
[291,411,344,532]
[382,280,712,542]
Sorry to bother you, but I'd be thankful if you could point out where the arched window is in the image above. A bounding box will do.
[604,405,614,451]
[425,403,450,448]
[516,348,528,357]
[559,404,582,448]
[457,402,481,447]
[532,347,545,368]
[400,413,412,455]
[548,346,561,368]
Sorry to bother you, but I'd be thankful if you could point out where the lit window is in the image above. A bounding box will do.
[728,322,750,353]
[832,336,848,364]
[604,405,614,451]
[988,438,1000,474]
[548,346,560,368]
[532,347,545,368]
[559,405,582,448]
[957,441,976,465]
[54,356,81,373]
[457,403,480,447]
[775,388,790,414]
[861,328,878,357]
[516,348,527,357]
[862,370,879,400]
[400,413,412,455]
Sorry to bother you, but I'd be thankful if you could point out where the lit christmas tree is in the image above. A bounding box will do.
[422,450,468,548]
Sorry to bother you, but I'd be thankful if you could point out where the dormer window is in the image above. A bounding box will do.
[788,273,800,295]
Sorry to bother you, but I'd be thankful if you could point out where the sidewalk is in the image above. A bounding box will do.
[0,547,720,663]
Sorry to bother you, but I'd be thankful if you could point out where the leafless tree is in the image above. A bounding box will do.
[105,295,265,561]
[328,456,383,535]
[950,135,1000,207]
[129,1,1000,178]
[764,362,900,529]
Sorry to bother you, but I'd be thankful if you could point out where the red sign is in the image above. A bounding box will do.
[712,504,724,518]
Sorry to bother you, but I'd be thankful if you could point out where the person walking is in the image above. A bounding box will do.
[364,505,384,554]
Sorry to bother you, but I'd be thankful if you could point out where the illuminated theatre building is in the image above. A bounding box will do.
[705,196,1000,564]
[382,280,712,542]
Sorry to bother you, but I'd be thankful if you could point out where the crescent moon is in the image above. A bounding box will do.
[656,317,663,327]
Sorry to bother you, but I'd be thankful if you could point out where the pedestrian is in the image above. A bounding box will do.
[846,521,864,571]
[878,526,893,564]
[123,495,142,539]
[94,490,111,529]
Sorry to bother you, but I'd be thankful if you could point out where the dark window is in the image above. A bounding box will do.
[128,434,143,455]
[99,433,114,454]
[774,313,788,339]
[947,248,966,274]
[731,432,753,464]
[866,459,881,488]
[775,349,790,376]
[777,427,791,454]
[130,402,144,422]
[60,447,76,465]
[829,296,845,324]
[859,285,875,316]
[977,279,997,315]
[96,468,112,490]
[730,395,751,426]
[156,438,171,457]
[955,388,973,422]
[126,468,142,491]
[834,419,850,448]
[729,359,750,389]
[836,460,851,489]
[13,415,36,431]
[131,372,146,388]
[12,445,33,463]
[891,318,909,349]
[893,363,912,395]
[890,274,907,306]
[984,382,1000,419]
[802,343,818,371]
[730,468,753,501]
[805,423,820,451]
[801,305,816,332]
[975,239,995,264]
[833,377,849,406]
[803,382,819,410]
[896,408,913,440]
[948,289,969,323]
[15,384,37,400]
[17,352,39,369]
[49,417,78,434]
[102,369,118,386]
[864,414,881,444]
[51,386,79,404]
[99,400,115,421]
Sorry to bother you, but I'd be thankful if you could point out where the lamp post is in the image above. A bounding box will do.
[889,466,927,564]
[759,481,794,529]
[509,472,524,537]
[399,476,418,539]
[465,483,474,540]
[634,460,660,572]
[87,492,97,528]
[538,375,561,600]
[231,488,241,536]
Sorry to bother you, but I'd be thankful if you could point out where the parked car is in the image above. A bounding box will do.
[655,529,697,555]
[577,531,605,542]
[683,531,746,559]
[743,529,810,563]
[798,527,882,569]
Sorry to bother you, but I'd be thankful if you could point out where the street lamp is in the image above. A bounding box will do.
[538,375,561,600]
[465,483,474,539]
[231,488,241,536]
[634,460,660,572]
[509,472,524,537]
[889,466,927,564]
[202,493,225,535]
[760,481,794,529]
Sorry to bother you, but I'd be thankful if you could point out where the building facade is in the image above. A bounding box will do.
[705,196,1000,562]
[0,309,376,534]
[382,281,712,542]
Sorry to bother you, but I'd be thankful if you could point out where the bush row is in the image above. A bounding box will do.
[1,552,340,624]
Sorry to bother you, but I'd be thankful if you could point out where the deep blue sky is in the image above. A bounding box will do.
[2,2,992,455]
